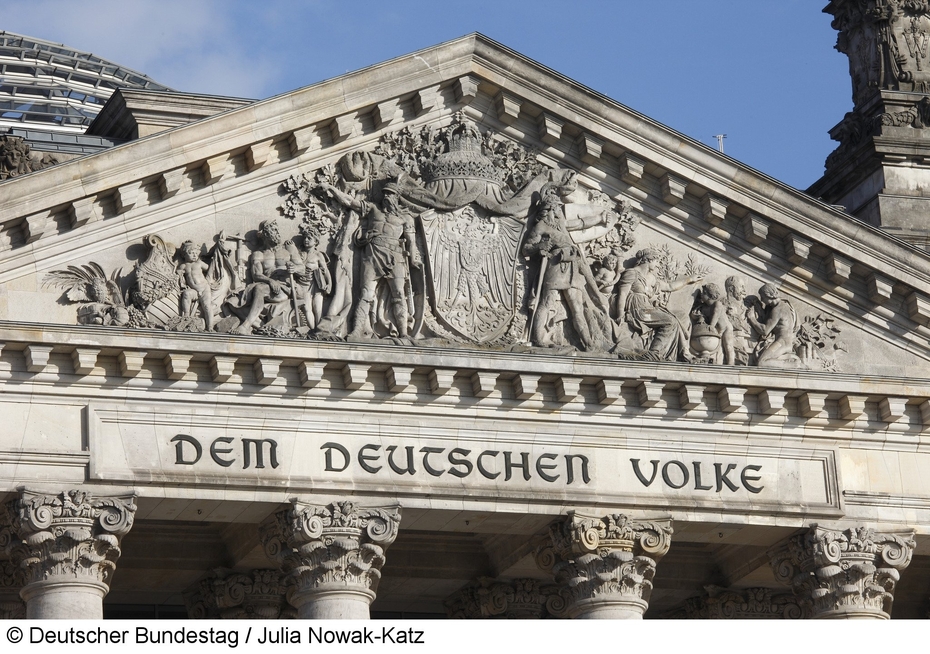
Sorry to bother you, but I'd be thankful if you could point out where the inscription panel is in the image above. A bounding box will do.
[87,405,840,515]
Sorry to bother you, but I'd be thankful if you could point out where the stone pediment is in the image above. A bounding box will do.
[1,34,929,379]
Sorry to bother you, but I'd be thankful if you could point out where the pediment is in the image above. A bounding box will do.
[1,34,929,379]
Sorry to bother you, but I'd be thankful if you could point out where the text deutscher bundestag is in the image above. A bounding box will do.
[7,625,426,648]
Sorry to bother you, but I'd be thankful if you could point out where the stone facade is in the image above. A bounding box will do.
[0,26,930,619]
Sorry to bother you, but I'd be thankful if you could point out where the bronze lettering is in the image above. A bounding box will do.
[321,442,350,472]
[210,437,235,468]
[385,445,416,475]
[447,448,473,478]
[535,453,559,482]
[242,438,278,469]
[504,451,531,481]
[358,444,382,473]
[477,450,500,480]
[171,434,202,465]
[741,465,764,493]
[420,447,445,477]
[630,458,660,486]
[714,463,739,492]
[565,454,591,485]
[661,460,689,489]
[693,461,712,490]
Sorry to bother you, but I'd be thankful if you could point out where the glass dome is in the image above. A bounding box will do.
[0,30,171,134]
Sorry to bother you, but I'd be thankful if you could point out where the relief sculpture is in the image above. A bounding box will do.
[45,113,843,370]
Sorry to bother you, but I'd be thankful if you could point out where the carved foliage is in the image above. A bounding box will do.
[672,586,808,619]
[260,501,400,602]
[185,569,295,619]
[536,513,672,616]
[445,577,561,619]
[1,490,136,588]
[769,525,915,618]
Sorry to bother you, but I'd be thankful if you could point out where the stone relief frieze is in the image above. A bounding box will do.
[44,113,844,370]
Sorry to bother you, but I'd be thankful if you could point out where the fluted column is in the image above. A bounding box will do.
[185,569,295,619]
[536,512,672,619]
[769,525,915,619]
[445,578,561,619]
[0,490,136,619]
[260,500,400,619]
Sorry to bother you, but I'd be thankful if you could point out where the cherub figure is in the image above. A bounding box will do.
[295,230,332,329]
[176,240,215,332]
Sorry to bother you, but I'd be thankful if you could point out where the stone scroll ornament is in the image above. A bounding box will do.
[535,512,672,619]
[0,490,136,592]
[45,113,843,369]
[258,501,401,612]
[768,525,915,619]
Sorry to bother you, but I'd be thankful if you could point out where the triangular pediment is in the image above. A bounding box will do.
[1,33,929,378]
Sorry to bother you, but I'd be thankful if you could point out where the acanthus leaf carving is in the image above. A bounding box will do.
[768,524,915,619]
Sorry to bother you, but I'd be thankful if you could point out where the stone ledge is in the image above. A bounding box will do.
[0,322,928,429]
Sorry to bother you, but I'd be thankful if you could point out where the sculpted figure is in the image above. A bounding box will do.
[616,248,702,361]
[689,283,733,364]
[723,276,752,365]
[523,183,613,352]
[316,181,421,338]
[295,231,332,330]
[747,283,801,368]
[177,241,216,332]
[230,219,303,335]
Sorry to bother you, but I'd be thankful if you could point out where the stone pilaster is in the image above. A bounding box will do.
[669,585,809,619]
[769,525,915,619]
[445,578,561,619]
[260,500,401,619]
[184,569,295,619]
[0,490,136,619]
[536,512,672,619]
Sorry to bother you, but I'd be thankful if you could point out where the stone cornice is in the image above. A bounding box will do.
[1,322,929,435]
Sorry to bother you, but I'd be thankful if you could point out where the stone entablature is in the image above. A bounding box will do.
[769,525,915,619]
[0,323,926,429]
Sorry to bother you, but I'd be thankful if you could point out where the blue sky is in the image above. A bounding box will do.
[5,1,848,190]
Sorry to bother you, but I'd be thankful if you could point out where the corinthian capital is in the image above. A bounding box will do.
[537,512,673,619]
[2,490,136,589]
[185,569,295,619]
[769,524,915,619]
[445,577,561,619]
[259,500,401,610]
[670,586,809,619]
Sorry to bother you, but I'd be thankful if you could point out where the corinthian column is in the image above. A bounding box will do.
[769,525,915,619]
[537,512,672,619]
[1,490,136,619]
[260,500,401,619]
[445,578,561,619]
[185,569,295,619]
